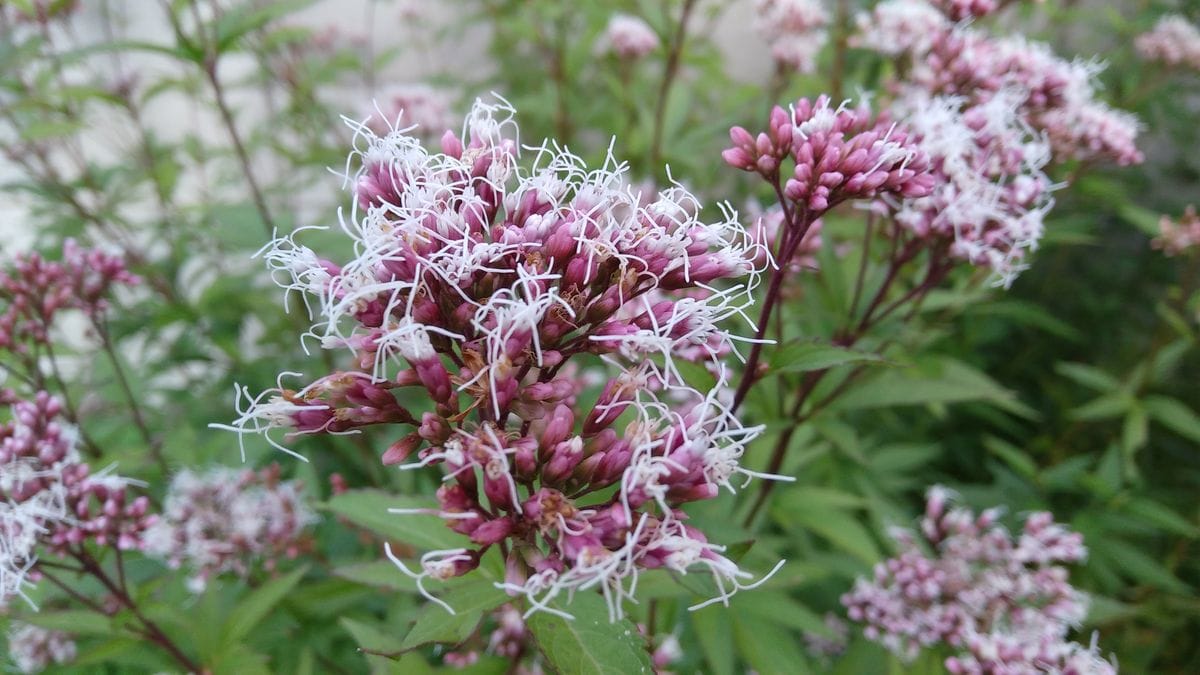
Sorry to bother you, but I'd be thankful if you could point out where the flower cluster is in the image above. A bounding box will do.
[222,97,785,619]
[0,390,152,606]
[1150,205,1200,256]
[855,0,1143,166]
[365,84,458,140]
[1136,15,1200,71]
[6,622,76,674]
[842,487,1114,674]
[143,464,314,593]
[803,612,850,662]
[889,90,1054,286]
[0,241,137,353]
[723,96,934,214]
[597,14,660,60]
[754,0,829,74]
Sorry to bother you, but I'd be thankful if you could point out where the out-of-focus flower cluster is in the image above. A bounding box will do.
[0,241,137,354]
[223,97,786,619]
[0,391,152,605]
[365,84,458,140]
[597,14,660,60]
[1151,205,1200,256]
[6,622,76,674]
[1136,15,1200,71]
[855,0,1143,167]
[754,0,829,74]
[803,612,850,662]
[842,487,1115,674]
[143,464,314,593]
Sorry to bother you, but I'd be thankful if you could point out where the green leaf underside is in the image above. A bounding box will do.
[527,592,654,675]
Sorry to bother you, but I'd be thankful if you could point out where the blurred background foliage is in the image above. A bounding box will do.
[1,0,1198,672]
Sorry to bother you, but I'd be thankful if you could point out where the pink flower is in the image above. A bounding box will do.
[842,487,1113,673]
[598,14,661,60]
[1136,15,1200,71]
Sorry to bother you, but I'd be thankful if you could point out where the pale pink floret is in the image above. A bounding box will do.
[1151,206,1200,256]
[6,622,76,674]
[598,14,661,60]
[1136,15,1200,70]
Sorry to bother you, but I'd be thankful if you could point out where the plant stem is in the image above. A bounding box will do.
[96,321,166,472]
[75,549,201,673]
[649,0,698,168]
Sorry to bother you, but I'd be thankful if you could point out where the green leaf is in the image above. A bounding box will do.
[1144,395,1200,443]
[1091,539,1190,593]
[832,358,1033,418]
[1070,393,1131,421]
[526,591,654,675]
[732,611,813,675]
[334,560,418,592]
[1121,498,1200,538]
[223,565,308,643]
[324,489,469,551]
[399,579,509,651]
[22,610,114,636]
[691,607,735,675]
[770,341,885,374]
[774,497,880,565]
[1055,362,1121,392]
[1122,405,1149,454]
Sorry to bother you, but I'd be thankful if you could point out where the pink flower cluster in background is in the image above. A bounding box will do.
[1151,205,1200,256]
[1136,15,1200,71]
[0,391,152,605]
[6,622,76,674]
[754,0,829,74]
[598,14,661,60]
[143,464,313,593]
[365,84,458,140]
[223,97,787,619]
[0,241,137,353]
[842,487,1115,674]
[855,0,1143,167]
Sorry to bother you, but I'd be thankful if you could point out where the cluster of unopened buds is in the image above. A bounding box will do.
[597,14,660,60]
[1150,205,1200,256]
[854,0,1143,167]
[0,240,137,353]
[754,0,829,74]
[6,622,76,674]
[143,464,314,593]
[842,487,1116,674]
[222,96,789,620]
[0,390,152,605]
[722,95,934,214]
[1136,15,1200,71]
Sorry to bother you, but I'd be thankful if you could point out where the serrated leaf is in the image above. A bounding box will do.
[770,341,884,374]
[526,591,653,675]
[399,579,508,651]
[223,565,308,643]
[324,489,469,551]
